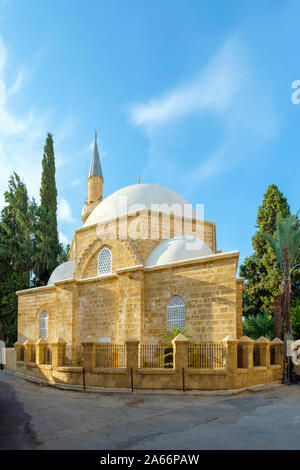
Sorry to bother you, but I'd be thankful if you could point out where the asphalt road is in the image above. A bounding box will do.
[0,371,300,450]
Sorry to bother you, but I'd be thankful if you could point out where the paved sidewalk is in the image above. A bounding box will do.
[0,371,300,450]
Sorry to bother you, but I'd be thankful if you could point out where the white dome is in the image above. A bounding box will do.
[48,260,75,286]
[84,183,198,227]
[145,236,213,268]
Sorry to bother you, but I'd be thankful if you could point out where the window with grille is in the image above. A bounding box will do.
[97,247,112,276]
[167,296,185,331]
[40,311,48,338]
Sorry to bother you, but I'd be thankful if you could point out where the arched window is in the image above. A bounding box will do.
[40,311,48,338]
[97,247,112,276]
[167,296,185,331]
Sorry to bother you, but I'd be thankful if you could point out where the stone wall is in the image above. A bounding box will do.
[117,270,144,342]
[5,348,16,372]
[80,238,138,279]
[11,335,283,391]
[17,209,241,348]
[236,279,244,339]
[77,277,118,343]
[143,253,239,343]
[17,287,56,343]
[72,210,216,271]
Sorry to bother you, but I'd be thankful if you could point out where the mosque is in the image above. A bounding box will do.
[17,134,243,345]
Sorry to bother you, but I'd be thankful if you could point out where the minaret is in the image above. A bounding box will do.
[81,130,104,224]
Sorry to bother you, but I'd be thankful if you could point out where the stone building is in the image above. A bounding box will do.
[17,134,243,346]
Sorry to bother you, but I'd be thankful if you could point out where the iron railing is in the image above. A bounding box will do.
[188,343,227,369]
[139,344,173,369]
[253,345,260,366]
[237,344,243,368]
[96,344,126,368]
[270,345,276,365]
[19,346,25,362]
[45,346,52,365]
[32,347,36,363]
[64,345,83,366]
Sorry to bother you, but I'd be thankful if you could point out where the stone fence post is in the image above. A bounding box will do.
[51,337,67,368]
[126,338,139,371]
[24,339,35,363]
[225,336,238,373]
[255,336,271,367]
[271,337,284,366]
[238,336,255,369]
[35,338,48,365]
[171,333,189,371]
[14,341,24,362]
[81,335,97,371]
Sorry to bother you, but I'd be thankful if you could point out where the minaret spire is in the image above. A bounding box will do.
[89,129,103,179]
[81,130,104,224]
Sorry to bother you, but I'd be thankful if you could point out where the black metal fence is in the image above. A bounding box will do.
[138,344,173,369]
[64,345,83,366]
[237,344,243,368]
[253,344,261,366]
[19,346,25,362]
[45,346,52,365]
[96,344,127,368]
[32,346,36,363]
[188,343,227,369]
[270,345,276,365]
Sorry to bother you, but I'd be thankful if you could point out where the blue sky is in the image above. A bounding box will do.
[0,0,299,265]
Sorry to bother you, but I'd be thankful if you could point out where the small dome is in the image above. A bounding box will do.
[145,236,213,268]
[84,183,198,227]
[48,260,75,286]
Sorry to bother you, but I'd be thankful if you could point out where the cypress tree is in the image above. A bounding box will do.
[35,133,61,285]
[0,173,36,345]
[240,184,292,317]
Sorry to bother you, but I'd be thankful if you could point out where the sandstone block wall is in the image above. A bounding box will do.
[17,288,57,343]
[143,255,238,343]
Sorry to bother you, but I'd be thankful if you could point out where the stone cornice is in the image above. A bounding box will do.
[16,285,55,296]
[144,250,240,272]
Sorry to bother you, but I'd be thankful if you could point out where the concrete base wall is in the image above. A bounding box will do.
[5,348,17,372]
[12,362,282,391]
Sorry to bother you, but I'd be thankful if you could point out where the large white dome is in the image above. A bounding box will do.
[145,236,213,268]
[84,183,198,227]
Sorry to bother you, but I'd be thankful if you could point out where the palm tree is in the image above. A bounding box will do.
[261,212,300,383]
[261,212,300,336]
[243,311,275,340]
[163,326,191,344]
[162,327,191,367]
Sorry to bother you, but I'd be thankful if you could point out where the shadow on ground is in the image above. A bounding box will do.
[0,377,39,450]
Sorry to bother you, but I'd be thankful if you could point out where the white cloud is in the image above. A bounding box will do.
[58,198,73,223]
[0,36,7,73]
[0,35,78,208]
[129,36,280,184]
[129,38,244,130]
[59,231,69,245]
[70,178,81,187]
[7,69,25,97]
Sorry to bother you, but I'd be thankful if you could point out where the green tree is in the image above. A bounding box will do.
[239,184,297,317]
[35,133,62,285]
[163,326,191,345]
[162,327,191,367]
[0,173,36,346]
[291,300,300,339]
[243,312,275,340]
